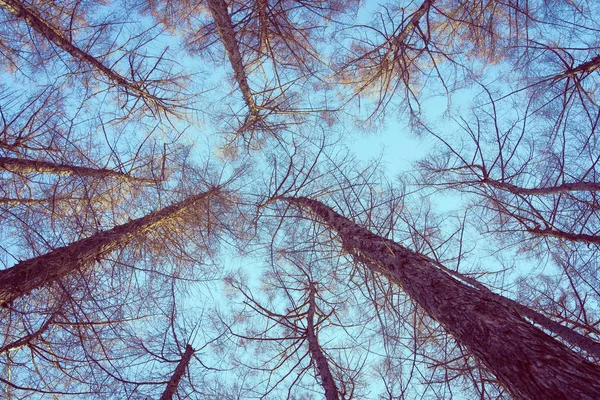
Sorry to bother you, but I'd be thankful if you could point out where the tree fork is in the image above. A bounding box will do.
[159,344,195,400]
[0,190,215,306]
[281,196,600,399]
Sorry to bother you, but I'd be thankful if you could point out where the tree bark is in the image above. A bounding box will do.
[0,190,215,306]
[206,0,259,120]
[306,284,339,400]
[527,227,600,245]
[436,262,600,359]
[483,178,600,195]
[159,344,195,400]
[281,196,600,400]
[0,311,57,353]
[0,156,151,182]
[390,0,435,48]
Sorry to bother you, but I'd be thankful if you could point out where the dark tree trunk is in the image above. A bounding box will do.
[206,0,259,119]
[483,178,600,195]
[436,262,600,359]
[159,344,195,400]
[282,196,600,400]
[0,190,215,306]
[0,156,151,182]
[306,284,339,400]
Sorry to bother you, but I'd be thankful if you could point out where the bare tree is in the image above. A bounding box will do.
[276,195,600,399]
[0,188,220,305]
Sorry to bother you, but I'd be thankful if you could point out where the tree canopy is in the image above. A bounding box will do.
[1,0,599,398]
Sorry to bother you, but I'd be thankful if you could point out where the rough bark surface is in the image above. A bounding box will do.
[484,178,600,195]
[0,156,149,181]
[282,196,600,400]
[159,344,195,400]
[391,0,434,48]
[0,190,214,306]
[206,0,259,119]
[527,227,600,245]
[306,285,339,400]
[0,311,57,353]
[437,262,600,359]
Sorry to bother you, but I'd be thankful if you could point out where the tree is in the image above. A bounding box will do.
[1,0,599,398]
[276,195,600,399]
[0,0,186,116]
[0,188,218,305]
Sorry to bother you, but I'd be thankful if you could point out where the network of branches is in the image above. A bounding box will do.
[0,0,599,398]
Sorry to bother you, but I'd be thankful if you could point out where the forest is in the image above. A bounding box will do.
[0,0,599,398]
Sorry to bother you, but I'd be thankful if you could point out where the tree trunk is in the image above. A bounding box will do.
[0,311,57,353]
[0,0,167,111]
[435,262,600,359]
[391,0,435,48]
[0,190,215,306]
[527,227,600,245]
[159,344,195,400]
[483,178,600,195]
[306,284,339,400]
[206,0,259,119]
[281,196,600,400]
[0,156,151,182]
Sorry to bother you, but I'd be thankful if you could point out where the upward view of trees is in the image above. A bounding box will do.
[1,0,599,398]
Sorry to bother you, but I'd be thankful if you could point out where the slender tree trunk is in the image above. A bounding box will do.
[527,227,600,245]
[483,178,600,195]
[306,284,339,400]
[0,0,167,110]
[281,196,600,399]
[391,0,435,48]
[160,344,195,400]
[206,0,259,119]
[555,54,600,81]
[0,156,151,182]
[0,190,215,306]
[0,311,57,353]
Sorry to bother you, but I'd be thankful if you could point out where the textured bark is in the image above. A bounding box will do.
[390,0,434,48]
[0,0,166,110]
[0,197,68,205]
[282,196,600,400]
[484,178,600,195]
[556,54,600,81]
[0,190,215,306]
[206,0,259,119]
[527,227,600,245]
[0,156,151,182]
[159,344,195,400]
[437,263,600,359]
[306,285,339,400]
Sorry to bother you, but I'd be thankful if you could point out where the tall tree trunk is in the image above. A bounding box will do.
[306,284,339,400]
[0,0,168,111]
[391,0,435,48]
[0,190,215,306]
[206,0,260,120]
[436,262,600,359]
[281,196,600,400]
[159,344,195,400]
[0,156,152,182]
